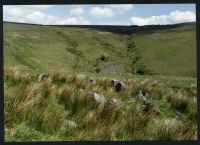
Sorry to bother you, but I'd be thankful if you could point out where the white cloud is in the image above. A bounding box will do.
[110,4,134,13]
[90,7,114,18]
[3,5,53,17]
[70,6,84,15]
[55,17,90,25]
[130,10,196,26]
[3,5,90,25]
[25,11,57,25]
[4,6,29,17]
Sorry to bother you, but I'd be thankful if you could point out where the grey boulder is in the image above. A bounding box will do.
[115,81,126,92]
[93,93,105,104]
[109,98,120,105]
[60,120,78,130]
[89,78,96,85]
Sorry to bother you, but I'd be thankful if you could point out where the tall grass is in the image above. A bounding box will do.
[4,69,197,141]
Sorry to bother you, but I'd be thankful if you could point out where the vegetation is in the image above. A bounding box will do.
[4,69,197,141]
[4,22,196,77]
[3,22,197,141]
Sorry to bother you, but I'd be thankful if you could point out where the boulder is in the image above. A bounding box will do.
[109,98,120,105]
[115,81,126,92]
[60,120,78,130]
[38,73,49,82]
[111,79,120,86]
[93,93,105,104]
[136,90,148,101]
[89,78,96,85]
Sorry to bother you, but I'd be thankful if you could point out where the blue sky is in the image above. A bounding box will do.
[3,4,196,26]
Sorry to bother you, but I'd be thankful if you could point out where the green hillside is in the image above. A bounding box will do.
[4,22,197,141]
[3,22,196,77]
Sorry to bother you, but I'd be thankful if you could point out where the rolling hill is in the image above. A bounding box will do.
[3,22,196,77]
[3,22,197,141]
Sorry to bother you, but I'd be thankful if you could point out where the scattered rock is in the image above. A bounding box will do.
[111,79,120,87]
[89,78,96,84]
[93,93,105,104]
[110,79,126,92]
[38,73,49,82]
[109,98,120,105]
[136,90,148,101]
[115,81,126,92]
[61,120,78,130]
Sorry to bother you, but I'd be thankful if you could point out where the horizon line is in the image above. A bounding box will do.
[3,21,195,27]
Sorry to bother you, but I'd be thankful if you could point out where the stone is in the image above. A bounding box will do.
[93,93,105,104]
[60,120,78,130]
[89,78,96,85]
[38,73,49,82]
[109,98,120,105]
[111,79,120,86]
[115,81,126,92]
[136,90,148,101]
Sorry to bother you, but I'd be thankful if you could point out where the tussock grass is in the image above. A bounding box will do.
[4,69,197,141]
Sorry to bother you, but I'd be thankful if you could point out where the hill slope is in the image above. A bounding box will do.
[3,22,196,77]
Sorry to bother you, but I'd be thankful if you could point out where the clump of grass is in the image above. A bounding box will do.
[125,105,153,133]
[154,118,183,140]
[51,73,67,86]
[167,90,189,111]
[98,102,122,125]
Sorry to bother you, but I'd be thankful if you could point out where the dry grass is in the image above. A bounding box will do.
[4,69,197,141]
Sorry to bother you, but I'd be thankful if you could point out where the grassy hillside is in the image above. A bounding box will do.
[4,69,197,141]
[3,22,197,141]
[3,22,196,77]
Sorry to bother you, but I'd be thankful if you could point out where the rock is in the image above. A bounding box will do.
[136,90,148,101]
[115,81,126,92]
[38,73,49,82]
[89,78,96,84]
[61,120,78,130]
[109,98,120,105]
[175,111,182,118]
[111,79,120,87]
[93,93,105,104]
[110,79,126,92]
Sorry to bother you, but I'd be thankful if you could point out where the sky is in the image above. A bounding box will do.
[3,4,196,26]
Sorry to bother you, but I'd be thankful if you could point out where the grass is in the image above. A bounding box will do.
[4,69,197,141]
[3,22,197,141]
[3,22,196,77]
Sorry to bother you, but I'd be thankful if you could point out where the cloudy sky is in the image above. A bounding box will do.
[3,4,196,26]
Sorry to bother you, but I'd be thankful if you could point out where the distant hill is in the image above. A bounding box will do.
[3,22,196,77]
